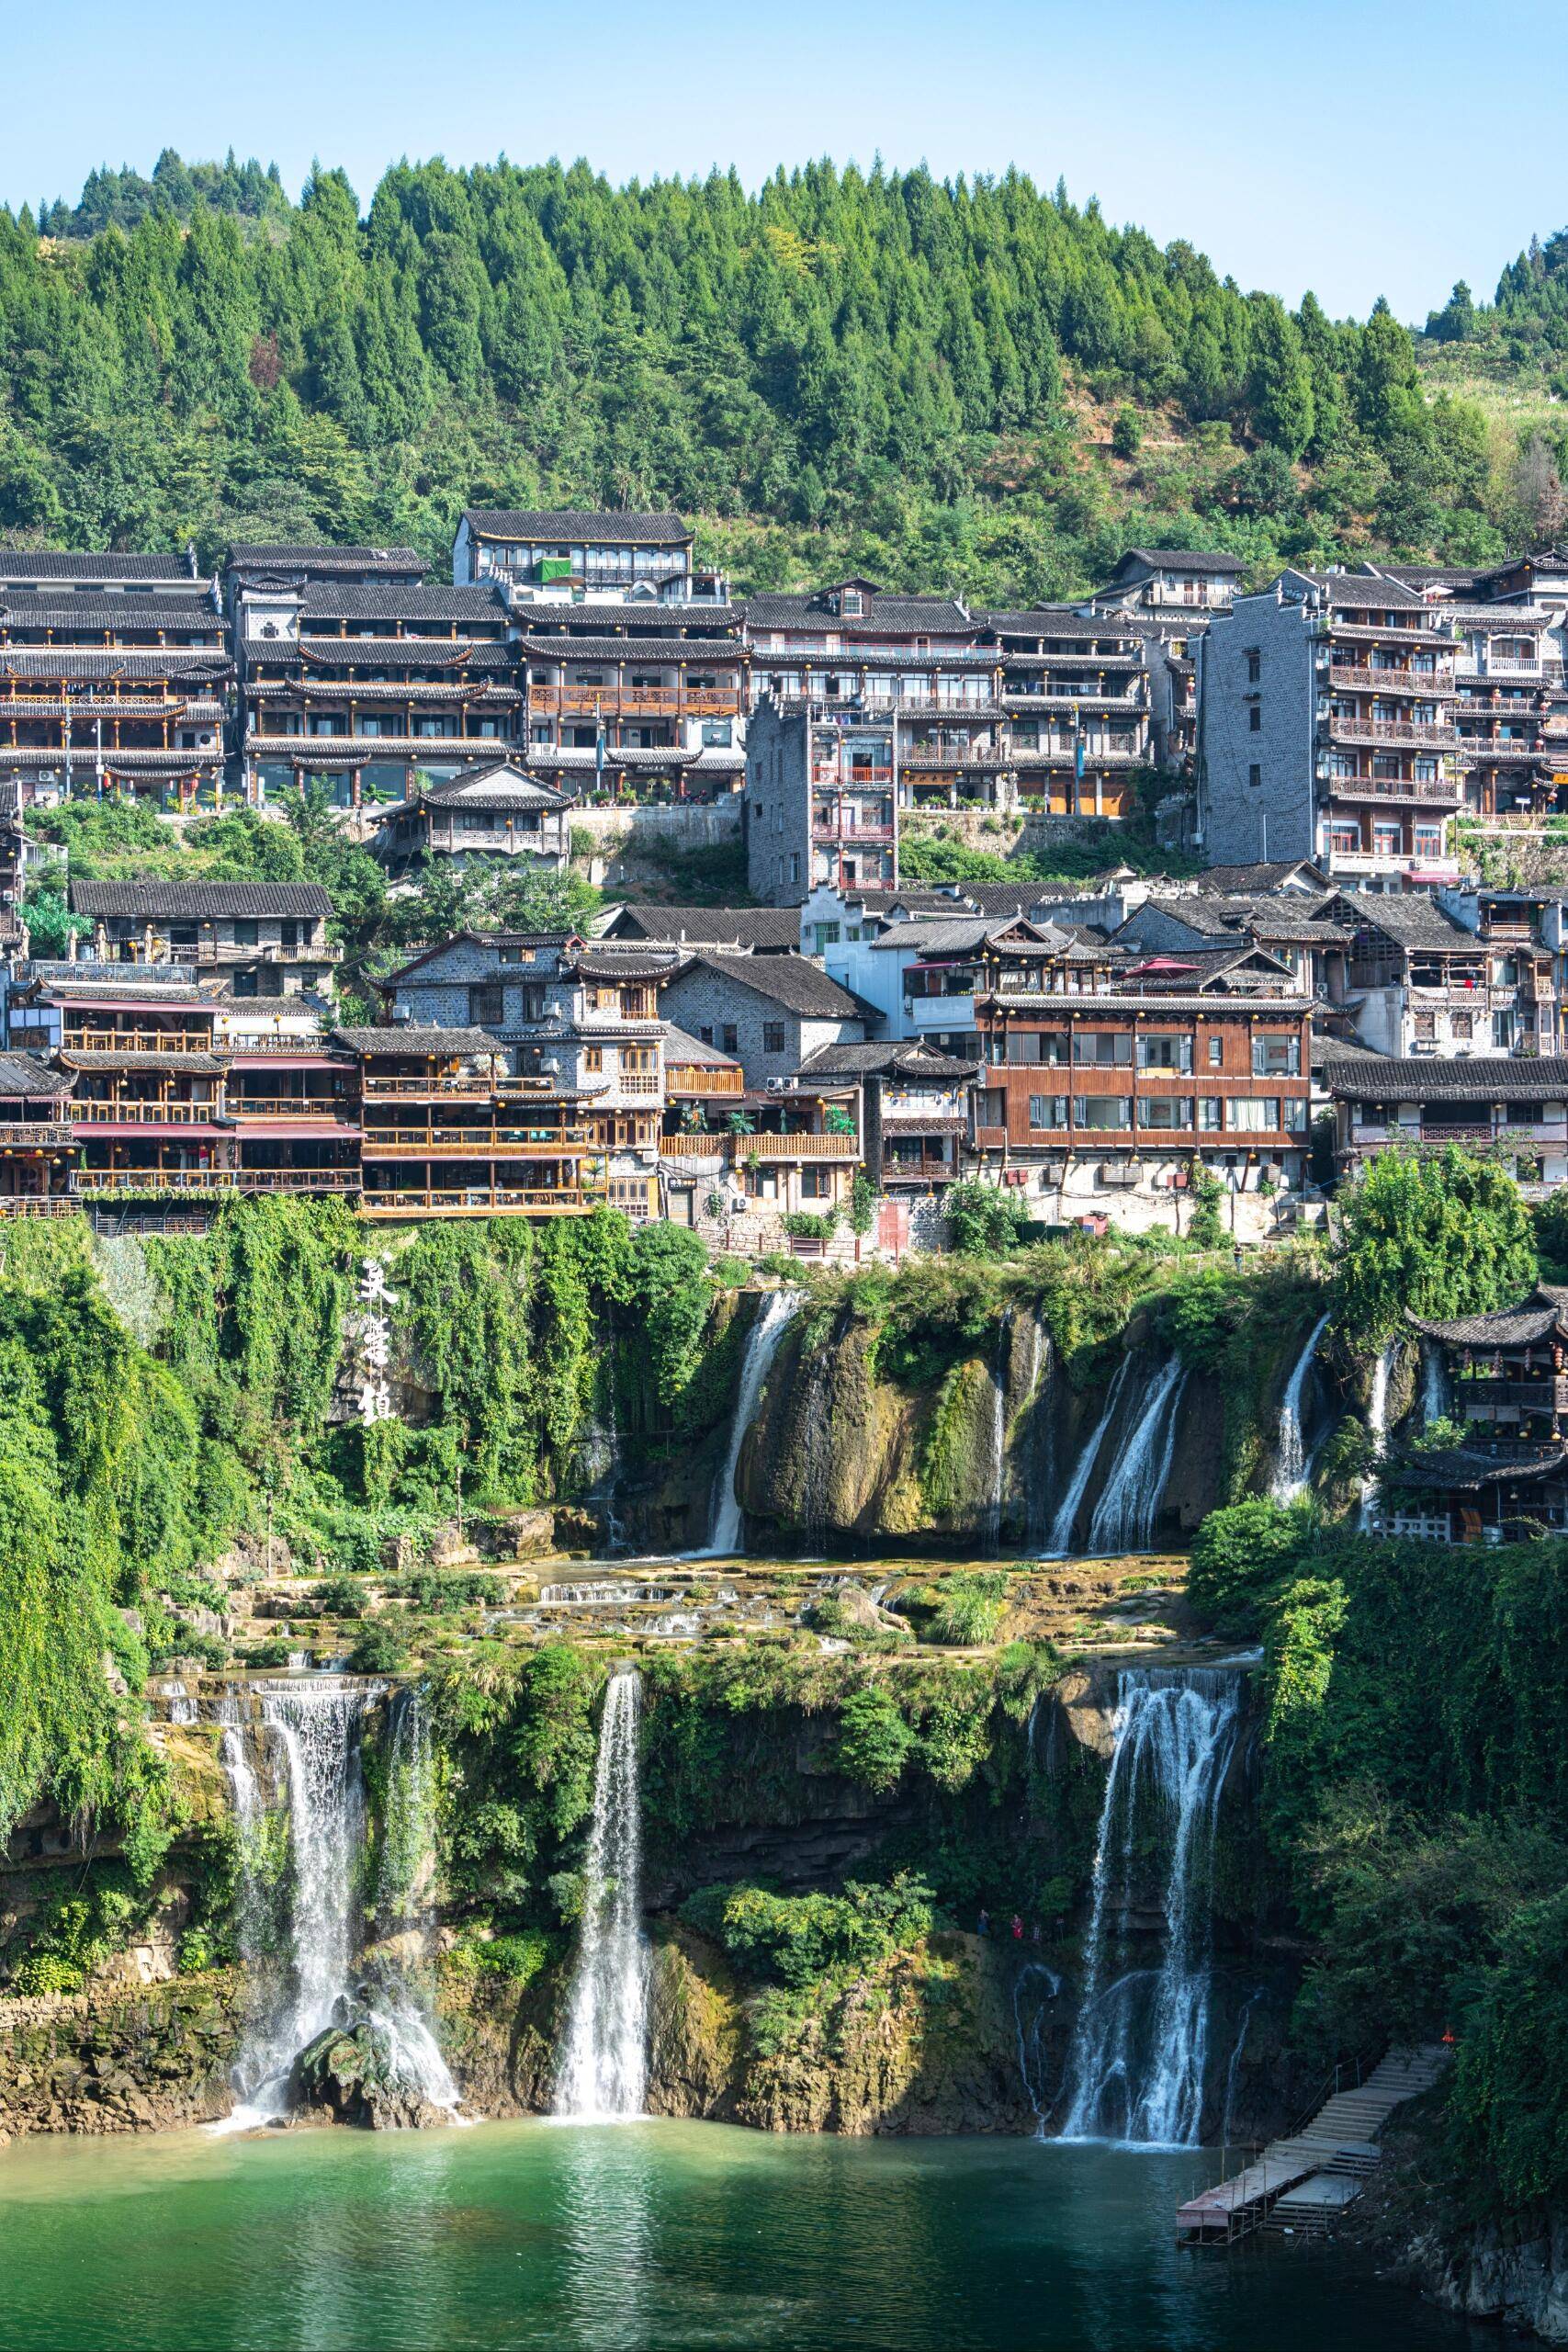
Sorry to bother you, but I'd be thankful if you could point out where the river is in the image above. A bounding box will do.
[2,2119,1499,2352]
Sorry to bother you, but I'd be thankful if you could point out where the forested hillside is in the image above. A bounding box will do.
[0,150,1552,600]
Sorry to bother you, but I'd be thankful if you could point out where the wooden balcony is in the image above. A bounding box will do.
[661,1129,859,1161]
[1325,717,1453,749]
[1459,1375,1568,1413]
[228,1097,357,1119]
[360,1125,592,1155]
[1322,774,1459,805]
[0,1196,81,1217]
[62,1028,218,1056]
[75,1099,223,1125]
[361,1185,607,1217]
[74,1168,359,1193]
[0,1120,73,1147]
[1327,662,1453,694]
[527,686,740,719]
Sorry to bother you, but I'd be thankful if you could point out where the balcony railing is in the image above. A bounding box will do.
[361,1185,608,1216]
[360,1127,592,1154]
[62,1028,218,1056]
[0,1195,81,1217]
[75,1099,222,1124]
[1325,717,1453,748]
[811,822,895,843]
[1321,774,1459,804]
[0,1121,73,1146]
[1459,1376,1568,1410]
[74,1168,359,1193]
[1327,662,1454,694]
[661,1130,860,1161]
[228,1098,357,1119]
[527,687,740,718]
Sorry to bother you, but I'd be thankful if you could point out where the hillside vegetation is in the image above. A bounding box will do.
[0,148,1553,598]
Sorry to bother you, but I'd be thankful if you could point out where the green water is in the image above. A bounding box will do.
[1,2119,1498,2352]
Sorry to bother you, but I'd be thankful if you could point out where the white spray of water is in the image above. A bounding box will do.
[1271,1311,1330,1504]
[702,1292,800,1557]
[1359,1343,1397,1532]
[1421,1337,1449,1429]
[1221,1987,1266,2146]
[1086,1357,1189,1555]
[1058,1668,1243,2147]
[1041,1356,1132,1557]
[555,1669,649,2120]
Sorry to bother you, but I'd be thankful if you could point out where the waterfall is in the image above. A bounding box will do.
[370,1690,462,2117]
[1017,1313,1055,1554]
[1271,1310,1329,1504]
[1012,1961,1062,2134]
[1058,1668,1243,2147]
[981,1313,1010,1554]
[1221,1988,1265,2146]
[701,1291,800,1557]
[1085,1356,1189,1555]
[555,1668,649,2120]
[1359,1343,1397,1532]
[1421,1337,1449,1429]
[1041,1356,1131,1557]
[216,1681,458,2127]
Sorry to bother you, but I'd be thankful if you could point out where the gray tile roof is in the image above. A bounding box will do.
[0,551,200,583]
[0,597,223,633]
[299,583,511,624]
[673,950,869,1021]
[743,591,976,635]
[70,881,332,921]
[1191,861,1332,893]
[463,509,691,544]
[1325,1052,1568,1099]
[1336,895,1472,950]
[228,543,423,573]
[1115,548,1247,576]
[797,1040,977,1080]
[663,1023,741,1068]
[332,1026,502,1058]
[1411,1286,1568,1348]
[0,1051,72,1096]
[602,905,802,951]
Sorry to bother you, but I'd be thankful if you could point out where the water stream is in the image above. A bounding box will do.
[554,1668,649,2120]
[982,1311,1010,1554]
[1041,1356,1131,1557]
[1359,1342,1397,1532]
[1422,1336,1450,1429]
[1271,1310,1330,1504]
[1085,1357,1188,1556]
[701,1291,800,1557]
[1058,1668,1243,2147]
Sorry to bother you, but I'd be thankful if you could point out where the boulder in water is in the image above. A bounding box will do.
[286,2010,455,2132]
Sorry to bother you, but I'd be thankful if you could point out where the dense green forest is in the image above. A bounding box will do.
[1,149,1562,599]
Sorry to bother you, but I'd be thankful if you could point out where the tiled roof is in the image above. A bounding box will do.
[463,509,690,544]
[1190,861,1332,893]
[984,607,1141,639]
[513,603,743,638]
[1411,1286,1568,1348]
[663,1023,741,1068]
[331,1026,502,1058]
[70,881,331,920]
[0,552,200,583]
[1388,1442,1568,1493]
[1325,1052,1568,1100]
[673,950,869,1021]
[1335,895,1471,949]
[59,1049,227,1074]
[797,1040,977,1080]
[1116,548,1247,575]
[519,634,742,663]
[299,583,510,624]
[867,916,1067,956]
[743,591,976,635]
[229,543,423,572]
[412,762,574,811]
[0,597,223,633]
[0,1051,73,1096]
[602,905,801,951]
[0,649,229,680]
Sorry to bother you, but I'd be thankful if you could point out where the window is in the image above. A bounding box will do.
[1072,1030,1132,1067]
[978,1089,1007,1127]
[469,985,504,1026]
[1198,1098,1223,1131]
[801,1167,835,1199]
[1494,1010,1516,1049]
[721,1024,739,1056]
[1248,706,1262,733]
[1451,1012,1473,1041]
[813,923,840,950]
[1227,1098,1277,1132]
[1072,1094,1132,1130]
[1137,1034,1192,1073]
[584,1047,604,1073]
[1251,1035,1301,1076]
[697,1026,714,1046]
[1028,1093,1068,1130]
[1207,1035,1224,1069]
[1246,649,1261,684]
[1413,1012,1437,1043]
[1248,764,1262,790]
[1138,1097,1193,1129]
[232,919,259,947]
[1283,1097,1308,1131]
[762,1022,786,1055]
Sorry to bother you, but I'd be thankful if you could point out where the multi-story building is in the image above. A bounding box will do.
[598,903,802,954]
[1383,1286,1568,1542]
[67,881,339,998]
[1197,570,1464,888]
[453,509,708,604]
[1109,892,1353,1013]
[745,698,899,902]
[232,578,518,808]
[658,1026,861,1251]
[1321,892,1558,1058]
[517,601,748,802]
[380,933,681,1219]
[0,1052,77,1215]
[1088,548,1246,626]
[659,949,870,1088]
[0,569,231,812]
[982,608,1155,817]
[795,1037,977,1202]
[371,760,576,876]
[1325,1051,1568,1200]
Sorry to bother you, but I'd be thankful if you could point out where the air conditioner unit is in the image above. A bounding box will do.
[389,1004,411,1023]
[765,1076,787,1092]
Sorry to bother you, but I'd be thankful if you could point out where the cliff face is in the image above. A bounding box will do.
[0,1978,242,2142]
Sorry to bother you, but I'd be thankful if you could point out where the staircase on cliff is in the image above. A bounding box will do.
[1176,2043,1451,2245]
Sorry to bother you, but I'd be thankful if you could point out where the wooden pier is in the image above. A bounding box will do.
[1175,2044,1450,2245]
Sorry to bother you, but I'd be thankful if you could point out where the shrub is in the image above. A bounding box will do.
[943,1180,1029,1258]
[833,1682,916,1792]
[926,1570,1011,1646]
[1188,1170,1227,1250]
[348,1623,410,1675]
[1188,1498,1314,1636]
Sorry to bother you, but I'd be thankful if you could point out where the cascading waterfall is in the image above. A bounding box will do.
[555,1668,649,2120]
[1012,1962,1062,2134]
[1359,1343,1397,1532]
[1221,1988,1265,2146]
[1040,1357,1131,1557]
[701,1290,800,1557]
[1058,1668,1243,2147]
[1085,1356,1189,1555]
[1421,1336,1449,1429]
[981,1312,1010,1554]
[1271,1310,1330,1504]
[216,1680,458,2127]
[369,1690,462,2115]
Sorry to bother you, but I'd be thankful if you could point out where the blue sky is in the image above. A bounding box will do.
[10,0,1565,322]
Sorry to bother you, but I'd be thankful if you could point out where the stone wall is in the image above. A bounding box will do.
[0,1976,243,2143]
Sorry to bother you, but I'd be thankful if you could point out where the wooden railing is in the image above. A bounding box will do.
[228,1098,356,1118]
[360,1127,590,1153]
[0,1196,80,1217]
[361,1186,606,1216]
[662,1130,858,1161]
[1328,663,1452,693]
[74,1100,222,1125]
[0,1121,73,1146]
[75,1169,359,1193]
[1326,717,1452,747]
[62,1028,217,1056]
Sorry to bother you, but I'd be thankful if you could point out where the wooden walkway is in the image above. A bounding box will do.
[1176,2044,1450,2245]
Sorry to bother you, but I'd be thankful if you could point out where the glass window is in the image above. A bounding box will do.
[1028,1093,1068,1130]
[1072,1094,1132,1130]
[1251,1035,1301,1076]
[1198,1098,1223,1131]
[1138,1097,1193,1129]
[1283,1097,1308,1131]
[1227,1098,1277,1132]
[763,1022,785,1055]
[1137,1034,1192,1072]
[1072,1031,1132,1067]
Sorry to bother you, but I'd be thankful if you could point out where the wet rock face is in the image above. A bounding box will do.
[287,2006,454,2132]
[0,1977,243,2141]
